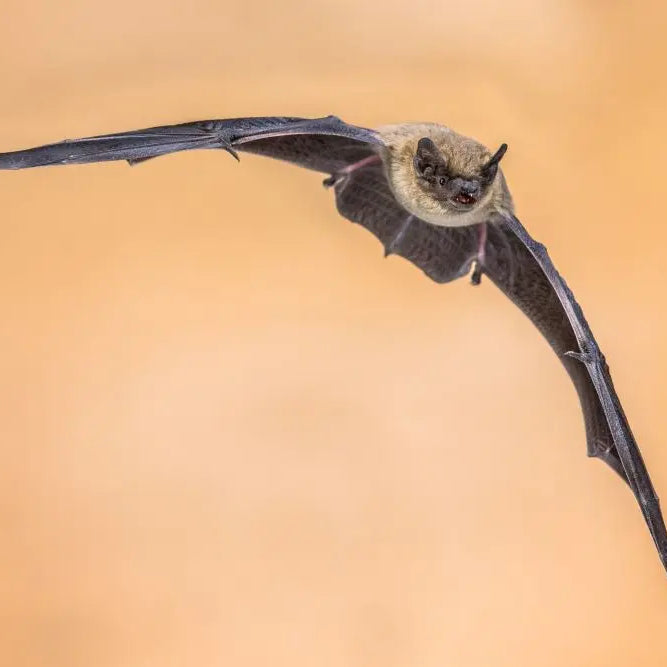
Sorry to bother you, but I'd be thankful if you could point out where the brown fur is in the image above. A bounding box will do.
[377,123,513,227]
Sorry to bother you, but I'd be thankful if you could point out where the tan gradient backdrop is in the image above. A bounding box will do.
[1,1,667,665]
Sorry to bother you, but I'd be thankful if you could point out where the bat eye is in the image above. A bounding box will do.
[439,177,446,186]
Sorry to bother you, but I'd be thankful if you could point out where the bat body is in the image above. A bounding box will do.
[1,114,665,574]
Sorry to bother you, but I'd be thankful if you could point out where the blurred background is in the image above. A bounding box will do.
[1,1,667,665]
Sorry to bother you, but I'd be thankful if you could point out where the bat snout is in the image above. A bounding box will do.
[451,178,480,207]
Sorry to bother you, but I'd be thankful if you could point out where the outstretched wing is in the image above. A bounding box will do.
[330,166,667,573]
[481,220,627,475]
[0,115,382,174]
[484,214,667,571]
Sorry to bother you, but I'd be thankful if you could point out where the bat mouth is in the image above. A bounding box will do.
[451,192,477,207]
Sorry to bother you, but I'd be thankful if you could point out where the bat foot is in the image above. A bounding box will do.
[470,261,483,285]
[323,174,343,189]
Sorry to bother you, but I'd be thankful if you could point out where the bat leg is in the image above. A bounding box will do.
[471,222,488,285]
[322,174,343,188]
[323,154,381,188]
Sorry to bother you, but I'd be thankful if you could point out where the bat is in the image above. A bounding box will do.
[1,114,665,574]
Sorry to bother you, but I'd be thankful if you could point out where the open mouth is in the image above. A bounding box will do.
[452,193,476,206]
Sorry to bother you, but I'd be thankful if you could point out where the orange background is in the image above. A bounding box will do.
[1,1,666,665]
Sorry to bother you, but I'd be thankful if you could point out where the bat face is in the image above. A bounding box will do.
[413,136,506,213]
[378,123,510,228]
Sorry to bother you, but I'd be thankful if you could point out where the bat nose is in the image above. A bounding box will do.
[451,178,480,205]
[456,179,480,196]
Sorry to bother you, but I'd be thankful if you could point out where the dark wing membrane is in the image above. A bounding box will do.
[482,222,626,476]
[333,162,481,283]
[0,115,381,171]
[239,133,376,177]
[483,215,667,570]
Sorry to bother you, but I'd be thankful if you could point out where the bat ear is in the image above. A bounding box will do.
[481,143,508,181]
[416,137,443,163]
[414,137,445,179]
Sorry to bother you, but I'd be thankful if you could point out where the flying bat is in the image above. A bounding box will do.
[0,114,665,574]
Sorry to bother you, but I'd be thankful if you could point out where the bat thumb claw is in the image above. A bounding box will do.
[225,146,240,162]
[565,350,591,364]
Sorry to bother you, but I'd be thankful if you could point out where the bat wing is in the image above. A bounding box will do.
[482,214,667,571]
[331,166,667,572]
[0,115,382,173]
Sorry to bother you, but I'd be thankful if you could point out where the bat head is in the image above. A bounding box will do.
[413,137,507,213]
